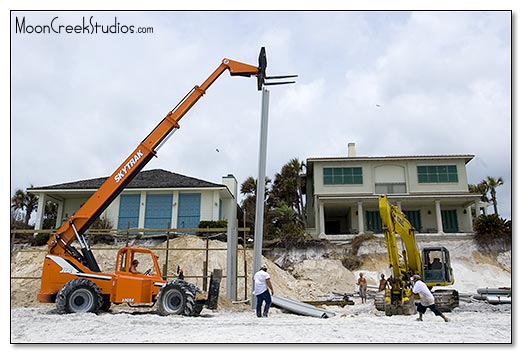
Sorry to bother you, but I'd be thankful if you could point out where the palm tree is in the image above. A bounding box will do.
[468,183,488,203]
[270,158,306,223]
[239,176,271,235]
[481,176,504,215]
[11,186,38,226]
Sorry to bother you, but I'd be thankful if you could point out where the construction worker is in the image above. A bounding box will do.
[357,272,368,303]
[411,274,449,322]
[253,263,274,317]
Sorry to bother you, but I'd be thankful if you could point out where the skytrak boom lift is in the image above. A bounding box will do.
[376,195,459,316]
[37,48,294,315]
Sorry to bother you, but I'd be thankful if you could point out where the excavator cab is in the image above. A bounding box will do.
[421,246,455,287]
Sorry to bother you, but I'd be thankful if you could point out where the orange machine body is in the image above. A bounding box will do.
[37,247,166,304]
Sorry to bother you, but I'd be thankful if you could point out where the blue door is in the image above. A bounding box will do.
[177,193,201,230]
[144,194,173,229]
[118,194,140,230]
[441,210,459,233]
[366,211,382,233]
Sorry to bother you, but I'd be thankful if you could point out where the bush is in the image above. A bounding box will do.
[198,220,228,229]
[197,220,228,239]
[89,215,115,245]
[473,214,511,252]
[33,233,50,246]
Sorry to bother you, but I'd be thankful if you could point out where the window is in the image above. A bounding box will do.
[324,167,363,185]
[375,183,407,194]
[417,165,458,183]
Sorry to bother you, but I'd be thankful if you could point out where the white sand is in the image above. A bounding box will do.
[9,235,512,345]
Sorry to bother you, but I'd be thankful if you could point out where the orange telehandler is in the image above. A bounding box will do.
[37,48,290,315]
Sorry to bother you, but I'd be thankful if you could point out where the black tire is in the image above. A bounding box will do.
[56,278,103,314]
[192,303,204,316]
[100,295,111,312]
[157,280,196,316]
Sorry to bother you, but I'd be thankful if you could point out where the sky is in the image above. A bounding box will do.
[7,5,513,220]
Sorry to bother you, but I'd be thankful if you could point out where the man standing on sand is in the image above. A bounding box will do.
[411,274,449,322]
[356,272,367,304]
[378,273,388,291]
[253,264,274,317]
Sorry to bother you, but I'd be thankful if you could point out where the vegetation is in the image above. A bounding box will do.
[89,215,116,244]
[10,186,38,226]
[473,214,511,253]
[240,158,307,247]
[468,175,505,216]
[11,187,58,245]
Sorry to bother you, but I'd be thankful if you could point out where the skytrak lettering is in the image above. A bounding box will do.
[114,150,144,183]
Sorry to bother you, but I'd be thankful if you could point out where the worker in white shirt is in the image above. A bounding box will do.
[253,263,274,317]
[411,274,449,322]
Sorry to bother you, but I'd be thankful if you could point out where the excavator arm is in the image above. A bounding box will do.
[47,54,263,271]
[378,194,422,279]
[378,194,422,316]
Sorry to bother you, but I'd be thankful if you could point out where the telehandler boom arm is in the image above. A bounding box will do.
[47,56,261,271]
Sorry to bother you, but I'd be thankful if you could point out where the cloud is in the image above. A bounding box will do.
[9,11,512,219]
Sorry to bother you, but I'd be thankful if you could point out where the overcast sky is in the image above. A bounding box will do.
[9,9,512,219]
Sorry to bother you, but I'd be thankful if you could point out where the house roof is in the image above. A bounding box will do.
[29,169,225,191]
[307,154,475,164]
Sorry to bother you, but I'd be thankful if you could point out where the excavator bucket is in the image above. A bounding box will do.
[206,269,222,310]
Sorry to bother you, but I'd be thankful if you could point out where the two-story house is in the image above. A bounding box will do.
[305,143,483,240]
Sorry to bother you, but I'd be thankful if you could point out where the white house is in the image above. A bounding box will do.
[29,169,239,232]
[305,143,484,239]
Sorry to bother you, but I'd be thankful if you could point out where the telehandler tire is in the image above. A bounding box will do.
[157,280,196,316]
[56,278,103,314]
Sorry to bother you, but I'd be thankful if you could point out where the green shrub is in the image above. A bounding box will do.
[33,233,50,246]
[473,214,511,252]
[197,220,228,237]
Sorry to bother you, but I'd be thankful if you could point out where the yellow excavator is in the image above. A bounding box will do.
[375,195,459,316]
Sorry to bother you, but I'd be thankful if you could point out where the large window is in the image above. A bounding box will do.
[417,165,458,183]
[323,167,363,185]
[375,183,407,194]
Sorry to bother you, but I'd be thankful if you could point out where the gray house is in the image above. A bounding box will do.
[29,169,239,232]
[305,143,485,240]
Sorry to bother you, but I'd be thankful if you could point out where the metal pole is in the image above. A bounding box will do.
[252,88,270,308]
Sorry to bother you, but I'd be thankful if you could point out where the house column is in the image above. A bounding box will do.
[222,175,238,301]
[435,200,443,233]
[33,193,47,233]
[467,206,473,232]
[318,201,325,236]
[474,199,481,217]
[138,191,147,230]
[357,202,364,234]
[396,201,402,212]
